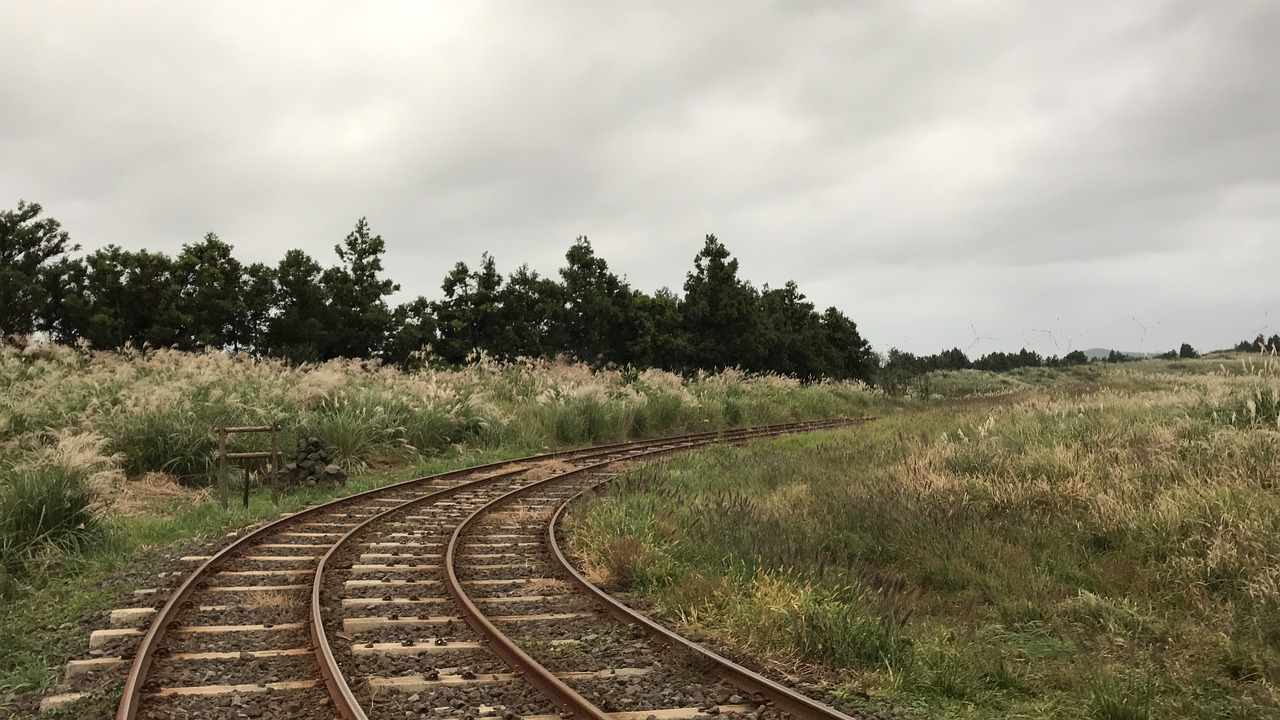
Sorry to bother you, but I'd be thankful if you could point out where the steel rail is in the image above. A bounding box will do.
[115,420,838,720]
[309,429,741,719]
[547,419,872,720]
[440,420,856,720]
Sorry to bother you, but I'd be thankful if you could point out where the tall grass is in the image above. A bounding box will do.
[0,345,876,478]
[0,343,877,583]
[0,432,120,590]
[0,466,102,564]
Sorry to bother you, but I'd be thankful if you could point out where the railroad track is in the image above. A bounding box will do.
[57,419,866,720]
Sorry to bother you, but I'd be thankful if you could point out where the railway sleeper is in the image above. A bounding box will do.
[367,666,650,691]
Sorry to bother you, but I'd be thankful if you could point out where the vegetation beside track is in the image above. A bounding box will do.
[0,343,879,708]
[567,354,1280,719]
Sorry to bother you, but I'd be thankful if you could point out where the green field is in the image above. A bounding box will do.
[568,355,1280,719]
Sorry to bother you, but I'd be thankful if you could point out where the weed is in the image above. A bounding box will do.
[603,535,647,590]
[1087,669,1154,720]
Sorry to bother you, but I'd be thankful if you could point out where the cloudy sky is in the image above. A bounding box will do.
[2,1,1277,356]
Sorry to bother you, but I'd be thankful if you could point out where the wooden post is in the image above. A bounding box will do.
[217,426,228,509]
[242,466,251,508]
[269,422,280,505]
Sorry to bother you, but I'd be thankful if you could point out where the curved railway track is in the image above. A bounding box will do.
[102,419,866,720]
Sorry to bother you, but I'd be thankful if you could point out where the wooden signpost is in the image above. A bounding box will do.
[215,423,281,509]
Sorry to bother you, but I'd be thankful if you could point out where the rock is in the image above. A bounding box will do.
[278,436,346,489]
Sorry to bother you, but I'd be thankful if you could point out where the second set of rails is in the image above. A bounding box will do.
[104,419,865,720]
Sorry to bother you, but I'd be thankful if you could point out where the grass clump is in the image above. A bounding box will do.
[0,466,102,564]
[0,433,119,588]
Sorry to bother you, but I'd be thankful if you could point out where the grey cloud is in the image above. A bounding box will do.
[2,1,1278,355]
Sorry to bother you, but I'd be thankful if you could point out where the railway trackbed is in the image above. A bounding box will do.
[44,419,870,720]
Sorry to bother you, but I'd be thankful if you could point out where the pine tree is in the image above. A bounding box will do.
[174,233,245,349]
[267,249,330,362]
[322,218,400,359]
[680,235,762,371]
[559,237,631,364]
[496,264,567,360]
[0,201,79,337]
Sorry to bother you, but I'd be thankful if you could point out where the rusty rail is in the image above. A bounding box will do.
[313,421,834,719]
[119,438,622,720]
[311,460,591,719]
[118,420,841,720]
[547,419,872,720]
[439,420,856,720]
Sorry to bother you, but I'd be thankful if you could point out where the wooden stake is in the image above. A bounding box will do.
[270,422,279,505]
[218,426,228,509]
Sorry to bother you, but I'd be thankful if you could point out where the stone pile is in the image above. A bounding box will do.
[279,437,347,488]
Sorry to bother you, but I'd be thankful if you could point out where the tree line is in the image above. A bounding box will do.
[1236,334,1280,354]
[1,201,876,381]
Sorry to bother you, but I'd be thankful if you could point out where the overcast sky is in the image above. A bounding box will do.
[3,1,1277,356]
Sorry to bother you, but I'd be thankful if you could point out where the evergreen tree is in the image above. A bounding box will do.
[76,247,188,349]
[467,253,505,357]
[931,347,972,371]
[758,281,826,378]
[239,262,277,352]
[680,235,761,371]
[0,205,883,382]
[267,249,329,363]
[1016,348,1044,368]
[55,247,127,348]
[626,288,687,370]
[322,218,399,359]
[820,307,875,381]
[432,261,477,364]
[174,233,245,349]
[1060,349,1090,365]
[495,264,567,360]
[0,201,79,337]
[385,296,438,367]
[432,255,505,363]
[559,237,631,364]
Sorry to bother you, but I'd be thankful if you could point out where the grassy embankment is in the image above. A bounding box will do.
[0,342,878,701]
[568,355,1280,720]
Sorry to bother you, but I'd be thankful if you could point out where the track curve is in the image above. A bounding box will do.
[115,419,861,720]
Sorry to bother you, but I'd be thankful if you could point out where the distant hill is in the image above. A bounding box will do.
[1083,348,1160,360]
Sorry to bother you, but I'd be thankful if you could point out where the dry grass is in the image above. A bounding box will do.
[522,578,572,594]
[0,343,874,483]
[522,459,579,481]
[490,502,554,524]
[242,587,302,611]
[110,473,211,518]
